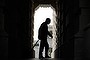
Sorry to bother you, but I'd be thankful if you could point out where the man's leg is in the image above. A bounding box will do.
[39,41,44,58]
[45,42,50,58]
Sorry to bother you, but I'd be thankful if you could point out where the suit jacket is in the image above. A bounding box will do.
[38,22,52,41]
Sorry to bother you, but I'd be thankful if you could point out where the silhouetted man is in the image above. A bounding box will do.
[38,18,53,59]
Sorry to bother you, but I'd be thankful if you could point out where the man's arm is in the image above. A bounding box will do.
[47,31,53,38]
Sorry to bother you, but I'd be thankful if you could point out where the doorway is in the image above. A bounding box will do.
[33,4,57,58]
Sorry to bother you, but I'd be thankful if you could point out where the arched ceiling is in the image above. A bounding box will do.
[32,0,58,3]
[31,0,59,11]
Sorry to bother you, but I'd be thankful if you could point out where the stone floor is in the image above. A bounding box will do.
[8,58,74,60]
[26,58,60,60]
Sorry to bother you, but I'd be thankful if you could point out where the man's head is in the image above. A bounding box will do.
[45,18,51,24]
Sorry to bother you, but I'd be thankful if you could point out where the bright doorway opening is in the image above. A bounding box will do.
[33,4,57,58]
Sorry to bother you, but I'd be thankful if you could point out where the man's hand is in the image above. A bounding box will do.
[51,35,53,38]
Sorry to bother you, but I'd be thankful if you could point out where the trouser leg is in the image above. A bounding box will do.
[45,42,49,57]
[39,41,44,57]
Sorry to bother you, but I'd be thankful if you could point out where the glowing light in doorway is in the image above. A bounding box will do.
[34,7,53,41]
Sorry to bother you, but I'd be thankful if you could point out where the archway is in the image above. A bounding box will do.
[33,4,57,58]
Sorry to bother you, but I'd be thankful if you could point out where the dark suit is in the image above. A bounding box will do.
[38,22,52,58]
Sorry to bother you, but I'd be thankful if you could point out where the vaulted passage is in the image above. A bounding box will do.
[0,0,90,60]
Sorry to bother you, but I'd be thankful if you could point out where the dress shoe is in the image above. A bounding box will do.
[45,56,51,58]
[39,56,44,59]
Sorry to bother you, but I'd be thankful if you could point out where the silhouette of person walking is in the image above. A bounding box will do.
[38,18,53,59]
